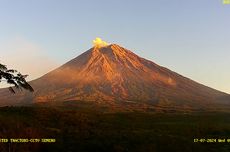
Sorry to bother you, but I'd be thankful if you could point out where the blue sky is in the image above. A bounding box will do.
[0,0,229,93]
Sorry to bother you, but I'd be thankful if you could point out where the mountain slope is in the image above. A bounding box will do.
[0,44,229,109]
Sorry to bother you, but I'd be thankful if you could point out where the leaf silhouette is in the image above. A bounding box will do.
[0,63,33,93]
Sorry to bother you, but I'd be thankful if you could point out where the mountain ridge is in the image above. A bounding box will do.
[0,43,229,110]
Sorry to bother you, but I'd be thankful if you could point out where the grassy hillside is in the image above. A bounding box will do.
[0,105,230,152]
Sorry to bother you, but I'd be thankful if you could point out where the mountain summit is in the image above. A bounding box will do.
[32,43,179,103]
[0,39,229,110]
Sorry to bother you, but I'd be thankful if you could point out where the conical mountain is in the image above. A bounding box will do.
[0,43,229,110]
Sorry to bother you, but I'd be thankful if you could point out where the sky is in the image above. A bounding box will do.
[0,0,229,93]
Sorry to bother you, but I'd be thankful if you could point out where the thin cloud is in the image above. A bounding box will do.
[0,37,58,87]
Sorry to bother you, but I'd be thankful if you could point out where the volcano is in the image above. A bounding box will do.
[0,40,229,110]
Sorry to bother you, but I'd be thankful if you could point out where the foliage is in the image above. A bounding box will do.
[1,105,230,151]
[0,63,33,93]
